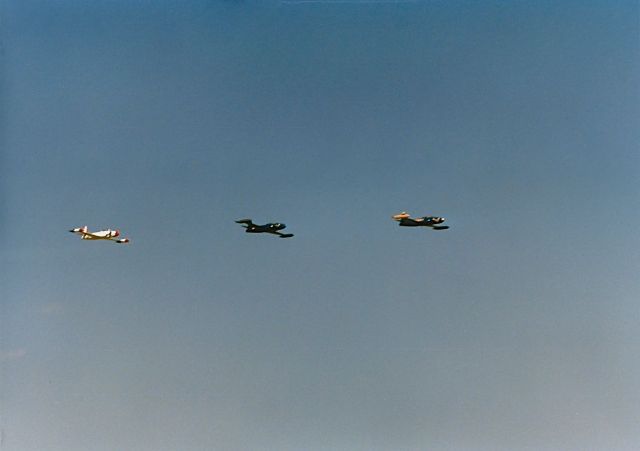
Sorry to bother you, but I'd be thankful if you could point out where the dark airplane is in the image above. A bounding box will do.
[392,212,449,230]
[235,219,294,238]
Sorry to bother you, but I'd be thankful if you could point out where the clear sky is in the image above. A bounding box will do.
[1,1,639,450]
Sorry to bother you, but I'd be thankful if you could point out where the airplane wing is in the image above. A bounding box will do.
[272,231,294,238]
[392,212,411,221]
[81,232,103,238]
[235,219,254,227]
[106,237,130,243]
[73,230,112,239]
[70,230,101,238]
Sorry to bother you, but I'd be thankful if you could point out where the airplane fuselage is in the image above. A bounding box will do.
[245,223,285,233]
[79,229,120,239]
[398,217,444,227]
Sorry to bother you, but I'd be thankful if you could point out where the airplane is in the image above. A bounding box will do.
[392,212,449,230]
[235,219,294,238]
[69,226,130,243]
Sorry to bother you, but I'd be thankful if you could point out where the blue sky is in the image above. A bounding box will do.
[2,1,639,450]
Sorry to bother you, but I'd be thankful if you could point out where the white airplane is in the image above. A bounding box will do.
[69,226,130,244]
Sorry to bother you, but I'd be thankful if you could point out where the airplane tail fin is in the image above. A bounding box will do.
[235,219,253,227]
[392,212,410,221]
[81,225,88,233]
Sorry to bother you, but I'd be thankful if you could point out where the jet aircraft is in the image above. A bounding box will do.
[235,219,294,238]
[69,226,130,243]
[392,212,449,230]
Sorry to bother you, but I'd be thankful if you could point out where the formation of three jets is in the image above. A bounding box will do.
[69,212,449,243]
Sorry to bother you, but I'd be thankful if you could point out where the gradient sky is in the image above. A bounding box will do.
[2,1,639,450]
